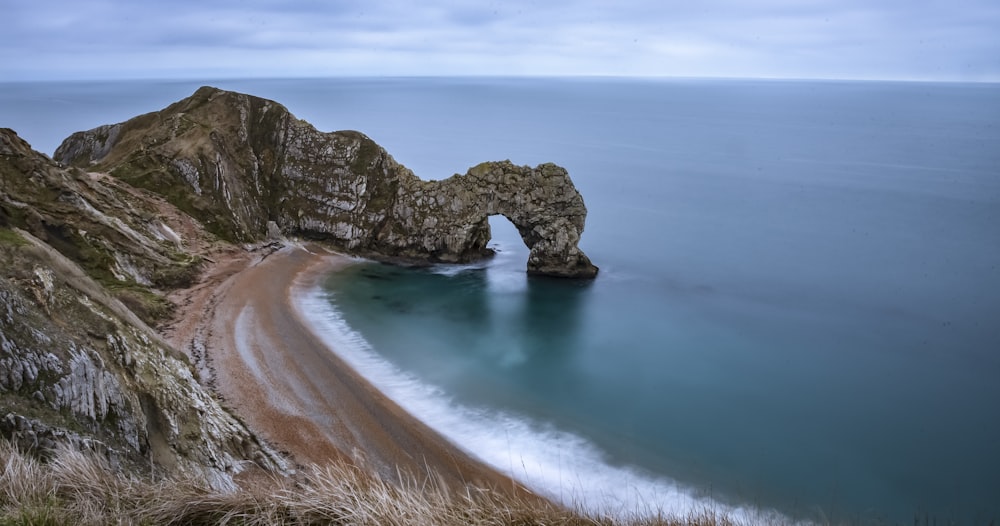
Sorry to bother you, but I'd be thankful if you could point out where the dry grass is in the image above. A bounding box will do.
[0,440,764,526]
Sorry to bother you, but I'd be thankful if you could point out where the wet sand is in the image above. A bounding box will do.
[164,242,528,494]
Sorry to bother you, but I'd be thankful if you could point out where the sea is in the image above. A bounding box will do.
[2,77,999,524]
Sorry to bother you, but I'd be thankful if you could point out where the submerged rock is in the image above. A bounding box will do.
[55,87,598,278]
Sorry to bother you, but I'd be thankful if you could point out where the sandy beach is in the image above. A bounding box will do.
[164,242,529,494]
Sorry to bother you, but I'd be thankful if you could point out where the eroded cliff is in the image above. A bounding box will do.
[1,85,598,495]
[1,129,286,487]
[55,86,598,278]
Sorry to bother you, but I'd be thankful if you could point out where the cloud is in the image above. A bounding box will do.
[3,0,999,80]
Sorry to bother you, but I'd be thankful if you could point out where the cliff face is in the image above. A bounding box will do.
[1,129,285,487]
[55,87,598,278]
[1,86,597,491]
[387,161,596,278]
[1,129,209,326]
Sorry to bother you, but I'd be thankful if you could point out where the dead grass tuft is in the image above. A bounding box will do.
[0,439,782,526]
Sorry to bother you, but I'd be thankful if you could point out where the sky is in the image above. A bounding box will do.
[3,0,999,82]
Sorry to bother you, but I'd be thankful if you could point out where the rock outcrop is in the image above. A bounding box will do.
[1,129,206,325]
[0,84,600,495]
[0,86,600,498]
[1,129,286,487]
[55,87,598,278]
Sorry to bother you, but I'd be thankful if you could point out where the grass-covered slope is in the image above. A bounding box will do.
[1,128,285,491]
[1,128,204,326]
[53,87,597,277]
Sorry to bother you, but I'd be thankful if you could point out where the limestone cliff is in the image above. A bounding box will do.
[55,86,598,278]
[1,85,599,497]
[1,129,286,487]
[1,129,207,325]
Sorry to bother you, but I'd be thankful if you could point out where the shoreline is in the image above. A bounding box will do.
[163,241,534,495]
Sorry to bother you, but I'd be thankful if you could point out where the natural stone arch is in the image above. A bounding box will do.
[55,86,598,279]
[376,161,599,278]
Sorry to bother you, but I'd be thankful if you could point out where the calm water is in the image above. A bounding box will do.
[3,78,999,523]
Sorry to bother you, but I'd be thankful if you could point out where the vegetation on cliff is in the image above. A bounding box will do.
[1,89,618,524]
[55,87,597,278]
[2,128,285,488]
[1,129,202,326]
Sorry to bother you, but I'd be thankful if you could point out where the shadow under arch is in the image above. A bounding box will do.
[520,274,594,362]
[485,213,594,360]
[327,209,594,377]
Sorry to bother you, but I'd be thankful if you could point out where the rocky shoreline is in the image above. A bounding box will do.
[56,86,598,279]
[2,86,594,497]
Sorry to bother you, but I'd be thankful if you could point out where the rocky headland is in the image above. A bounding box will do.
[55,86,598,278]
[1,127,287,488]
[1,86,596,493]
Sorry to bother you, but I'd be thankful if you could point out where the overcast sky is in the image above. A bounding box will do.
[3,0,999,81]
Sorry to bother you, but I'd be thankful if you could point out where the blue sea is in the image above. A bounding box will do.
[3,77,999,523]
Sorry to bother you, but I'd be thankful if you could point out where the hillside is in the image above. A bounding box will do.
[1,127,286,487]
[55,86,597,278]
[0,89,698,525]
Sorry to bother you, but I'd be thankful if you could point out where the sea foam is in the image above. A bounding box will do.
[292,282,783,522]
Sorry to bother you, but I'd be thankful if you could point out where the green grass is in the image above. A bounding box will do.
[0,499,65,526]
[106,283,175,327]
[0,228,28,247]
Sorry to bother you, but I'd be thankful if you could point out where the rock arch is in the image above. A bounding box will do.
[54,86,599,279]
[375,161,598,278]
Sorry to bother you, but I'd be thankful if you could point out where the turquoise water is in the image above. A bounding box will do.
[3,78,1000,523]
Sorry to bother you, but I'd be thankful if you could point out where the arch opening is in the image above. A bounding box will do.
[486,214,531,262]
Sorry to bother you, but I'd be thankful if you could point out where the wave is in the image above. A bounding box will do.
[426,262,490,277]
[291,283,787,521]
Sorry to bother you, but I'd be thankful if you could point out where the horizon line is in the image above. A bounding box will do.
[1,73,998,85]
